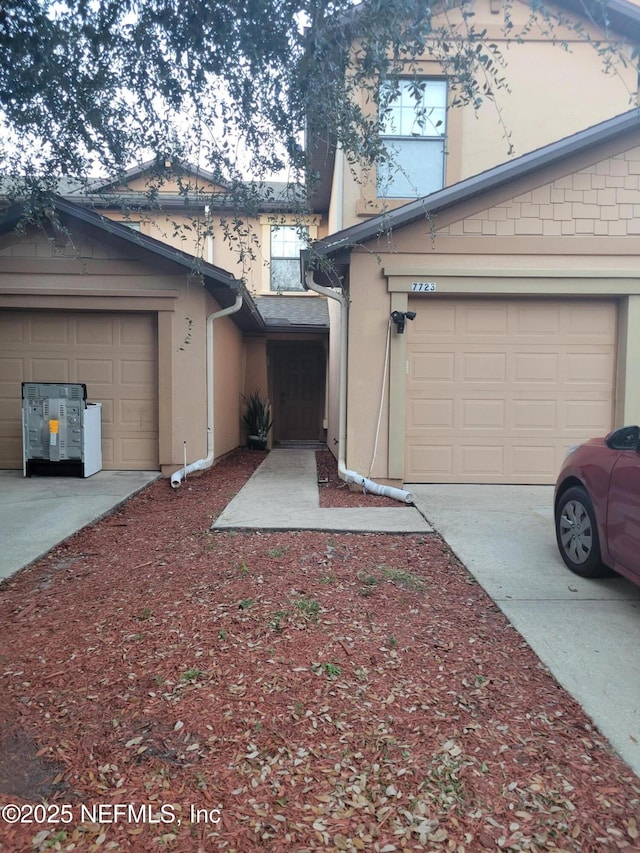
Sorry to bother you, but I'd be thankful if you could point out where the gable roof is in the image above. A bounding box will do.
[306,106,640,274]
[64,159,307,214]
[0,197,265,332]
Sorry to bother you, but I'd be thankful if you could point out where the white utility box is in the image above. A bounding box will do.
[22,382,102,478]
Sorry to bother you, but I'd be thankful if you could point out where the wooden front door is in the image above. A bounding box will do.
[272,342,325,442]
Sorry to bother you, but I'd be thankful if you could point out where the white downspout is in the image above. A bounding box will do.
[171,291,243,488]
[304,270,413,504]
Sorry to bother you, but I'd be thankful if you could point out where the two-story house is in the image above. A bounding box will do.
[0,161,330,477]
[1,0,639,487]
[306,0,640,487]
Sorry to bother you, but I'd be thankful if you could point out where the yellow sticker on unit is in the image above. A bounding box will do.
[49,419,59,434]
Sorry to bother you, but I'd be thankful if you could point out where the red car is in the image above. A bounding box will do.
[554,425,640,584]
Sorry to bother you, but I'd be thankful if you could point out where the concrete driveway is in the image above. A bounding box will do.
[410,484,640,778]
[0,469,159,582]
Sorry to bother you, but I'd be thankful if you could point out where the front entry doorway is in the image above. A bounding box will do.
[270,342,326,443]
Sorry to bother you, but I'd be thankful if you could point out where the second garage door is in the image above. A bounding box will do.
[405,298,617,484]
[0,311,159,470]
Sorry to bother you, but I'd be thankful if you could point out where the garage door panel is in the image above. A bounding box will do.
[567,303,617,338]
[513,353,558,382]
[119,359,155,385]
[408,444,454,476]
[409,399,454,428]
[0,311,158,470]
[512,445,556,476]
[515,305,561,335]
[461,399,506,429]
[512,400,557,429]
[565,351,612,383]
[76,359,114,383]
[406,298,616,484]
[462,352,506,381]
[564,400,613,430]
[413,352,455,381]
[461,444,504,474]
[76,318,114,345]
[120,399,156,428]
[31,316,70,343]
[29,358,69,380]
[464,305,508,335]
[0,316,24,342]
[120,314,154,345]
[120,437,157,467]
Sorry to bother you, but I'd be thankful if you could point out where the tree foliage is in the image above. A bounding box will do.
[0,0,634,206]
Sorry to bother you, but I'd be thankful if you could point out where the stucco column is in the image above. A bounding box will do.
[618,295,640,426]
[157,310,174,470]
[388,291,408,481]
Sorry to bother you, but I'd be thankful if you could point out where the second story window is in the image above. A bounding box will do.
[270,225,308,292]
[377,78,447,199]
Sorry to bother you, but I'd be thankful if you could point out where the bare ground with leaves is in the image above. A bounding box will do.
[0,449,638,852]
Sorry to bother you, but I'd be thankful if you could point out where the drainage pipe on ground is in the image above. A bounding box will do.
[171,291,243,488]
[304,270,413,504]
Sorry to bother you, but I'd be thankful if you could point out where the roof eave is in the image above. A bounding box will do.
[310,107,640,261]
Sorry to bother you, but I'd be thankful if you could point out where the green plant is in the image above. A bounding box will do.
[178,316,194,351]
[294,596,320,622]
[270,609,288,631]
[242,390,273,441]
[239,598,254,610]
[267,546,288,558]
[381,566,426,592]
[311,661,342,678]
[181,668,202,682]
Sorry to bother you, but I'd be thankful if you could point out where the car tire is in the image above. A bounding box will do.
[555,486,611,578]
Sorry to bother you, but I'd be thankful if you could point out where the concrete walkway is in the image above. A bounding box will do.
[216,451,640,777]
[214,449,432,533]
[409,484,640,778]
[0,469,159,582]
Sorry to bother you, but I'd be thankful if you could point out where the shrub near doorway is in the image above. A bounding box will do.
[242,390,273,450]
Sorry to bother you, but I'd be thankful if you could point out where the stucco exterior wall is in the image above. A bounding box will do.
[0,220,244,475]
[325,297,342,459]
[339,0,639,229]
[211,299,245,457]
[345,254,393,479]
[342,130,640,483]
[106,210,264,294]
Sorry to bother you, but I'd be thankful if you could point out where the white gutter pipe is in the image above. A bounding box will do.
[171,291,243,488]
[304,270,413,504]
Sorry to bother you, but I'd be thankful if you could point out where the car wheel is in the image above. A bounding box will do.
[555,486,611,578]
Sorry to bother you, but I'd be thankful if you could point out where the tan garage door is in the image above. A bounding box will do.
[0,311,158,470]
[405,298,616,484]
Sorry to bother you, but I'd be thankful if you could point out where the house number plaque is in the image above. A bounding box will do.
[411,282,437,292]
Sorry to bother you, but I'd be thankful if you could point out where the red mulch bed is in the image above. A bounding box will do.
[0,448,638,852]
[316,450,407,508]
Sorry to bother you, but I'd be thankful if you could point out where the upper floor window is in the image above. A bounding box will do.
[270,225,308,292]
[377,78,447,199]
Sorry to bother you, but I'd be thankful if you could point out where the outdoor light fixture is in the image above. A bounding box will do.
[390,310,416,334]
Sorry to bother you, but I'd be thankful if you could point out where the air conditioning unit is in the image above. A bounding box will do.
[22,382,102,478]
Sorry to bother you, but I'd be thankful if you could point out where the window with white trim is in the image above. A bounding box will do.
[377,78,447,199]
[270,225,308,292]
